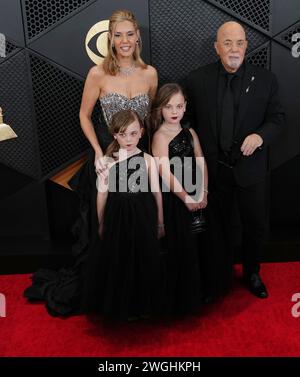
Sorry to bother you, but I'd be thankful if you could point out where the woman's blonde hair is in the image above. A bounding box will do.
[106,110,143,159]
[103,9,147,75]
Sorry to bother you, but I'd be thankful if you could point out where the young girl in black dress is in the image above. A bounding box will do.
[84,109,164,321]
[151,83,208,315]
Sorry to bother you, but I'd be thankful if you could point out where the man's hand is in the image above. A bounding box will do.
[240,133,263,156]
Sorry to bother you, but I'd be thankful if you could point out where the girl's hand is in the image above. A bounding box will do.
[184,197,201,212]
[198,192,208,209]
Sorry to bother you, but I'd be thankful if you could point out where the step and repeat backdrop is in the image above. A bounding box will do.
[0,0,299,252]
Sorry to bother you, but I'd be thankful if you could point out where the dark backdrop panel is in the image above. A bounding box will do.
[247,42,270,68]
[21,0,97,43]
[29,52,87,178]
[270,41,300,169]
[272,0,300,35]
[207,0,271,33]
[0,163,33,200]
[0,0,25,46]
[0,50,40,179]
[0,37,21,62]
[0,181,49,239]
[274,20,300,50]
[270,154,300,226]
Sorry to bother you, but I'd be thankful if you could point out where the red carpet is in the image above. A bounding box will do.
[0,262,300,357]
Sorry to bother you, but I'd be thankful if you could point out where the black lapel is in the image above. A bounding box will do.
[235,63,257,138]
[203,62,219,141]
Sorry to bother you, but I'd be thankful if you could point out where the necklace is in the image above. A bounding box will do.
[118,63,136,77]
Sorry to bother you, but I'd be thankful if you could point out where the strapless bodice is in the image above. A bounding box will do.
[99,92,150,126]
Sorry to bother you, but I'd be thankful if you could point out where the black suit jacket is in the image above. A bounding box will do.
[184,61,285,187]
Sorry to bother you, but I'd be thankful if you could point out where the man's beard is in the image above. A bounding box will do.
[228,56,242,69]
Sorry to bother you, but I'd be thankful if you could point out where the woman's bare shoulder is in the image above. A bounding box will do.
[87,64,106,81]
[143,64,157,78]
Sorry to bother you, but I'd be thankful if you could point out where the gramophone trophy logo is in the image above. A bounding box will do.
[0,107,17,142]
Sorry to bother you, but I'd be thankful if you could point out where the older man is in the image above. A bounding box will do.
[185,21,285,298]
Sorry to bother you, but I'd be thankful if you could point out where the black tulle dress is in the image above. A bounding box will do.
[24,93,150,316]
[83,151,161,320]
[160,126,233,315]
[160,126,203,315]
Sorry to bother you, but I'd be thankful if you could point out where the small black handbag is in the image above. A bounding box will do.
[190,209,206,234]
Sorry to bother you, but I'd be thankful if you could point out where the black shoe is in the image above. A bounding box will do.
[245,273,268,299]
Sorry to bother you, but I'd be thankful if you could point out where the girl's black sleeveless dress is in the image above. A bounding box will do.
[161,127,204,315]
[83,151,162,320]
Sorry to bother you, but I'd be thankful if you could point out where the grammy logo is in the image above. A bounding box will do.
[0,107,17,142]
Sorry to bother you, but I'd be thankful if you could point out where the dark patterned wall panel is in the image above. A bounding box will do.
[275,21,300,48]
[272,0,300,36]
[150,0,268,83]
[0,51,40,179]
[0,38,21,63]
[22,0,96,42]
[29,54,88,178]
[270,41,300,170]
[0,0,25,46]
[246,42,270,69]
[0,181,49,238]
[207,0,271,32]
